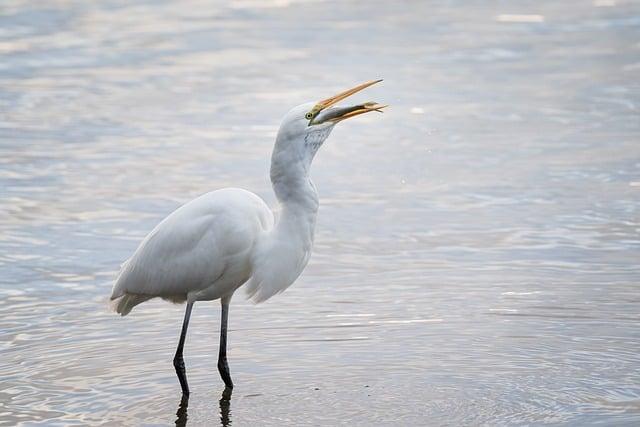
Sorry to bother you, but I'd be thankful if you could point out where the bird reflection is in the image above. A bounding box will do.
[174,387,233,427]
[219,386,233,426]
[175,395,189,426]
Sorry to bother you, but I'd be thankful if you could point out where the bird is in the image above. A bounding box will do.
[110,79,386,396]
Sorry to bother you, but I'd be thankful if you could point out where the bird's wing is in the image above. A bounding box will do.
[111,188,273,302]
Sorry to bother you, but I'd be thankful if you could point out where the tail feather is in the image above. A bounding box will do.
[111,293,152,316]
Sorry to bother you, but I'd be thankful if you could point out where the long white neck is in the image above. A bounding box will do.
[269,134,319,246]
[245,132,321,303]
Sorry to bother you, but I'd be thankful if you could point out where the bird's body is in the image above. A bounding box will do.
[111,188,274,314]
[110,80,385,395]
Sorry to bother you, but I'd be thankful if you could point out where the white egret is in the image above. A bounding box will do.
[110,80,386,395]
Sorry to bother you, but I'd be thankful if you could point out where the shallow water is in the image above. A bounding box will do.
[1,0,639,425]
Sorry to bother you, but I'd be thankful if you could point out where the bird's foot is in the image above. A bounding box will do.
[174,356,190,395]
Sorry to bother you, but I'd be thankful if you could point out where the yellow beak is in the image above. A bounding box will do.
[308,79,387,123]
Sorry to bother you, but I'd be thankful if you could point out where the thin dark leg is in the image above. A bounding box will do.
[217,297,233,388]
[174,302,194,396]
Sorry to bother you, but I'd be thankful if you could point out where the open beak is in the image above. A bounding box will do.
[308,79,387,125]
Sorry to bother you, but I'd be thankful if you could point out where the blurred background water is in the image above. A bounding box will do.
[1,0,639,425]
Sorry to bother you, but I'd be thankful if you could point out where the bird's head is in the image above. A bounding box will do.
[273,80,386,168]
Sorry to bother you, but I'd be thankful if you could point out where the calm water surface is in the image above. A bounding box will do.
[1,0,639,425]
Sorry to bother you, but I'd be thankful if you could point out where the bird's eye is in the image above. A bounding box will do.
[305,112,313,120]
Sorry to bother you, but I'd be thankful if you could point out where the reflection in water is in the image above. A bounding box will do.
[174,388,232,427]
[219,387,233,427]
[175,395,189,427]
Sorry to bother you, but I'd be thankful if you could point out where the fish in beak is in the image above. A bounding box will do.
[307,79,387,125]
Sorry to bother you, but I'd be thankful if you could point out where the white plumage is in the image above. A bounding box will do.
[110,103,325,314]
[111,188,274,314]
[110,80,385,394]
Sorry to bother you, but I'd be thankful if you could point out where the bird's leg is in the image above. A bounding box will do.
[217,296,233,389]
[173,302,194,396]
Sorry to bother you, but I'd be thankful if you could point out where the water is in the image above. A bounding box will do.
[1,0,639,425]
